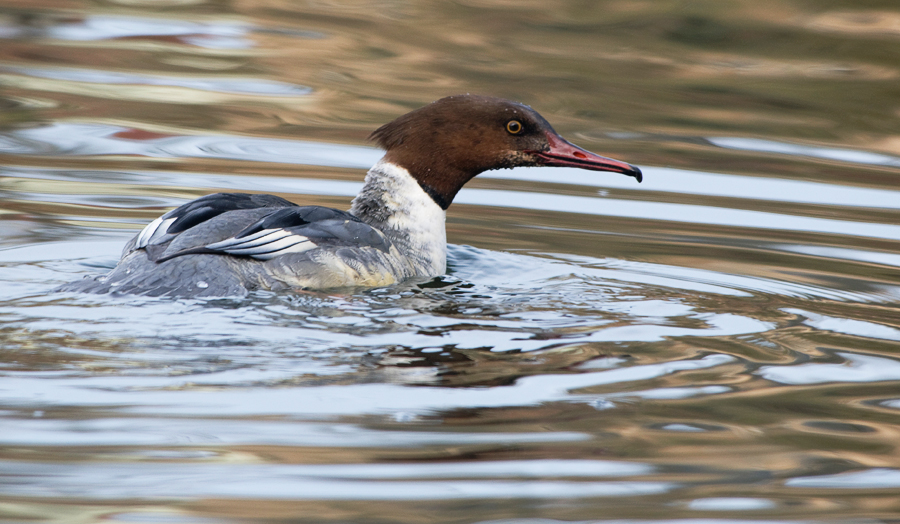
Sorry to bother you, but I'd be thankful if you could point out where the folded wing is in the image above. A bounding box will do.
[133,193,392,264]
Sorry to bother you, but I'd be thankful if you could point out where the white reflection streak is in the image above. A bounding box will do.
[48,15,250,42]
[3,459,652,479]
[455,190,900,242]
[4,67,312,96]
[688,497,776,510]
[759,352,900,385]
[786,468,900,489]
[709,137,900,168]
[583,313,771,342]
[0,418,588,447]
[783,308,900,342]
[483,165,900,210]
[776,244,900,268]
[604,385,730,401]
[0,460,674,500]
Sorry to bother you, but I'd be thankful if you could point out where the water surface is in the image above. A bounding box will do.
[1,0,900,523]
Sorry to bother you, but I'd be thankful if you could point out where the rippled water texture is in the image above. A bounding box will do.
[1,1,900,523]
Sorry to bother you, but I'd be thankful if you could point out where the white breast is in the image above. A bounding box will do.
[350,160,447,276]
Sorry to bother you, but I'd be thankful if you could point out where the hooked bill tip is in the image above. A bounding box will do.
[631,165,643,183]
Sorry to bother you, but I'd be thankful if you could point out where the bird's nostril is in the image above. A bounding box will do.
[573,151,586,159]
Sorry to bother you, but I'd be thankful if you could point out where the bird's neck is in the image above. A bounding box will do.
[350,160,447,276]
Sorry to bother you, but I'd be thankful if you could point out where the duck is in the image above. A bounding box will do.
[58,94,642,297]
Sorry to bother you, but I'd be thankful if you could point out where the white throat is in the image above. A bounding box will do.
[350,160,447,276]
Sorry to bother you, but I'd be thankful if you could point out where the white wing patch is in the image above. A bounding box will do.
[136,216,176,248]
[204,228,317,260]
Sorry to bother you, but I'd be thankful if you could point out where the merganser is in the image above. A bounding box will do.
[58,95,642,297]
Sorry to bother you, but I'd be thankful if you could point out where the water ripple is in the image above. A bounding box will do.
[783,308,900,341]
[0,15,254,48]
[459,190,900,242]
[2,0,899,520]
[0,460,674,500]
[787,468,900,489]
[485,166,900,209]
[709,137,900,168]
[0,355,734,417]
[0,124,380,168]
[3,66,313,96]
[759,352,900,385]
[0,417,587,447]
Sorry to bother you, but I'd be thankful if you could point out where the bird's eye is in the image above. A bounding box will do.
[506,120,523,135]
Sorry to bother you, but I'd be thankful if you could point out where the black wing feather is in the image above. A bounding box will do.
[167,193,297,235]
[234,206,356,239]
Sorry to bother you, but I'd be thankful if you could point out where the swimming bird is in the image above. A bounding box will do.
[58,95,642,297]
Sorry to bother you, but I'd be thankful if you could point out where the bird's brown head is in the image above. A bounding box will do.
[370,94,642,209]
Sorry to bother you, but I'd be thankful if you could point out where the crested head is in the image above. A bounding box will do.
[370,94,642,209]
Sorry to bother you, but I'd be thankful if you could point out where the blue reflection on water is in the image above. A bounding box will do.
[485,166,900,209]
[0,459,675,500]
[4,66,313,96]
[0,15,255,48]
[709,137,900,168]
[759,352,900,385]
[787,468,900,489]
[0,417,588,447]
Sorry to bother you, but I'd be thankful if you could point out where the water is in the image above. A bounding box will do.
[1,0,899,522]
